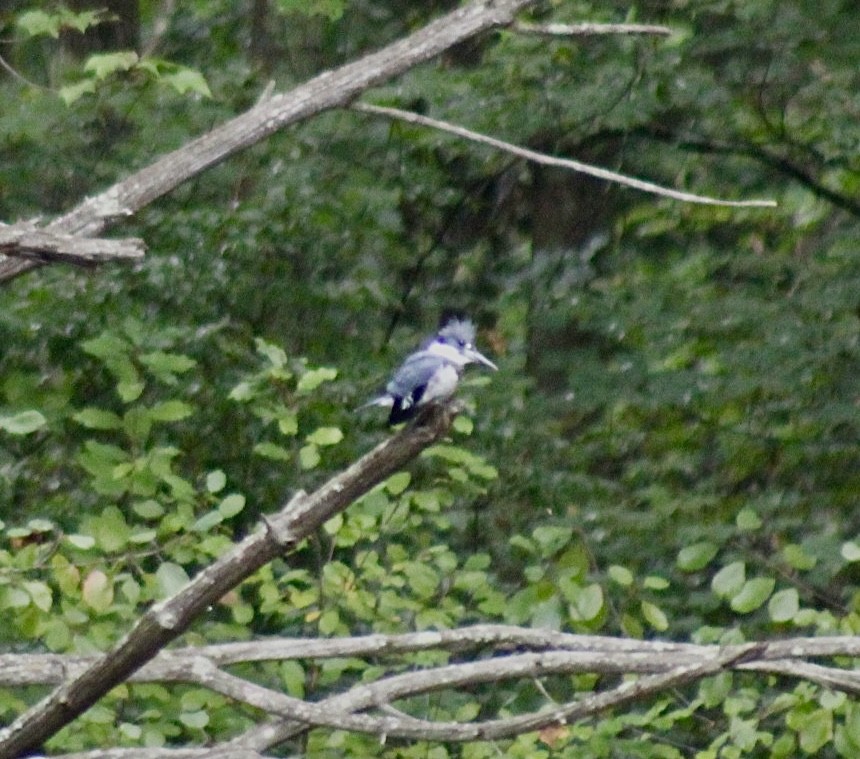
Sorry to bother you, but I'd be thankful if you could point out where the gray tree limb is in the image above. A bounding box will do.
[0,0,540,283]
[0,222,144,265]
[5,625,860,756]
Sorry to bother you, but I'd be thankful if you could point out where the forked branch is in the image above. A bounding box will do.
[10,629,859,757]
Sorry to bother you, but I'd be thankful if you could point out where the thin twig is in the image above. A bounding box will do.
[352,102,777,208]
[514,21,673,37]
[0,52,47,90]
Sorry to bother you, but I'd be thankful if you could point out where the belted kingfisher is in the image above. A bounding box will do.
[363,318,498,425]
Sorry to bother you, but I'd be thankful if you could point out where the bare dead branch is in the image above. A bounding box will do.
[4,626,859,691]
[0,404,457,759]
[55,751,266,759]
[7,628,860,757]
[209,644,764,743]
[215,632,860,751]
[0,222,145,264]
[514,21,673,37]
[0,0,540,283]
[352,103,777,208]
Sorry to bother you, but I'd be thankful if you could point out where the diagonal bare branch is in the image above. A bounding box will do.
[351,102,777,208]
[0,0,540,284]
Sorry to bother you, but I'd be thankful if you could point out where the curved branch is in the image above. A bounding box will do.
[351,103,777,208]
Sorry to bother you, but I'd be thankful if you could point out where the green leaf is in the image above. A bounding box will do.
[65,534,96,550]
[643,575,670,591]
[74,407,123,430]
[403,562,440,598]
[156,562,190,598]
[84,51,139,80]
[641,600,669,631]
[16,10,61,38]
[162,68,212,97]
[254,442,291,461]
[453,415,474,435]
[569,583,604,622]
[385,472,411,495]
[1,587,31,609]
[82,507,131,553]
[81,331,130,360]
[299,444,320,470]
[218,493,246,519]
[711,561,746,598]
[841,541,860,563]
[280,661,306,698]
[306,426,343,446]
[206,470,227,493]
[735,508,762,531]
[791,707,833,754]
[148,400,193,422]
[255,338,288,368]
[318,608,340,635]
[608,565,634,586]
[532,525,573,556]
[129,529,156,544]
[23,581,53,613]
[782,543,817,571]
[297,366,338,392]
[59,79,98,105]
[59,8,104,34]
[677,541,719,572]
[228,381,255,402]
[730,577,775,613]
[117,379,146,403]
[82,570,113,613]
[0,410,46,435]
[768,588,799,622]
[179,710,209,729]
[133,500,164,519]
[277,411,298,436]
[139,351,197,380]
[699,672,733,708]
[192,510,223,533]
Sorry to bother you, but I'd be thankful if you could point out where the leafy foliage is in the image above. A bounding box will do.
[1,0,859,755]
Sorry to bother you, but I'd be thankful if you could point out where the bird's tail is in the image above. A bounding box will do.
[355,395,393,412]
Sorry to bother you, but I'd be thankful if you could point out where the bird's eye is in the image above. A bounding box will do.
[458,339,466,347]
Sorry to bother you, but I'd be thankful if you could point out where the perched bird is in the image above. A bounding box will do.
[363,318,498,425]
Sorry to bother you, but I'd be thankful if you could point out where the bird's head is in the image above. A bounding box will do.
[430,318,498,370]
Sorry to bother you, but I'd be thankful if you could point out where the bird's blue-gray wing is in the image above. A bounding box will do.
[386,353,447,398]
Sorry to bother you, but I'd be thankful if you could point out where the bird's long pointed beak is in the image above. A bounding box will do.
[466,347,498,371]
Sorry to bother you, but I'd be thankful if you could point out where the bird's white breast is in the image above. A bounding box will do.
[422,364,460,403]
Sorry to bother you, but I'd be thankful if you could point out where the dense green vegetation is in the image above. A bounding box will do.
[1,0,859,755]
